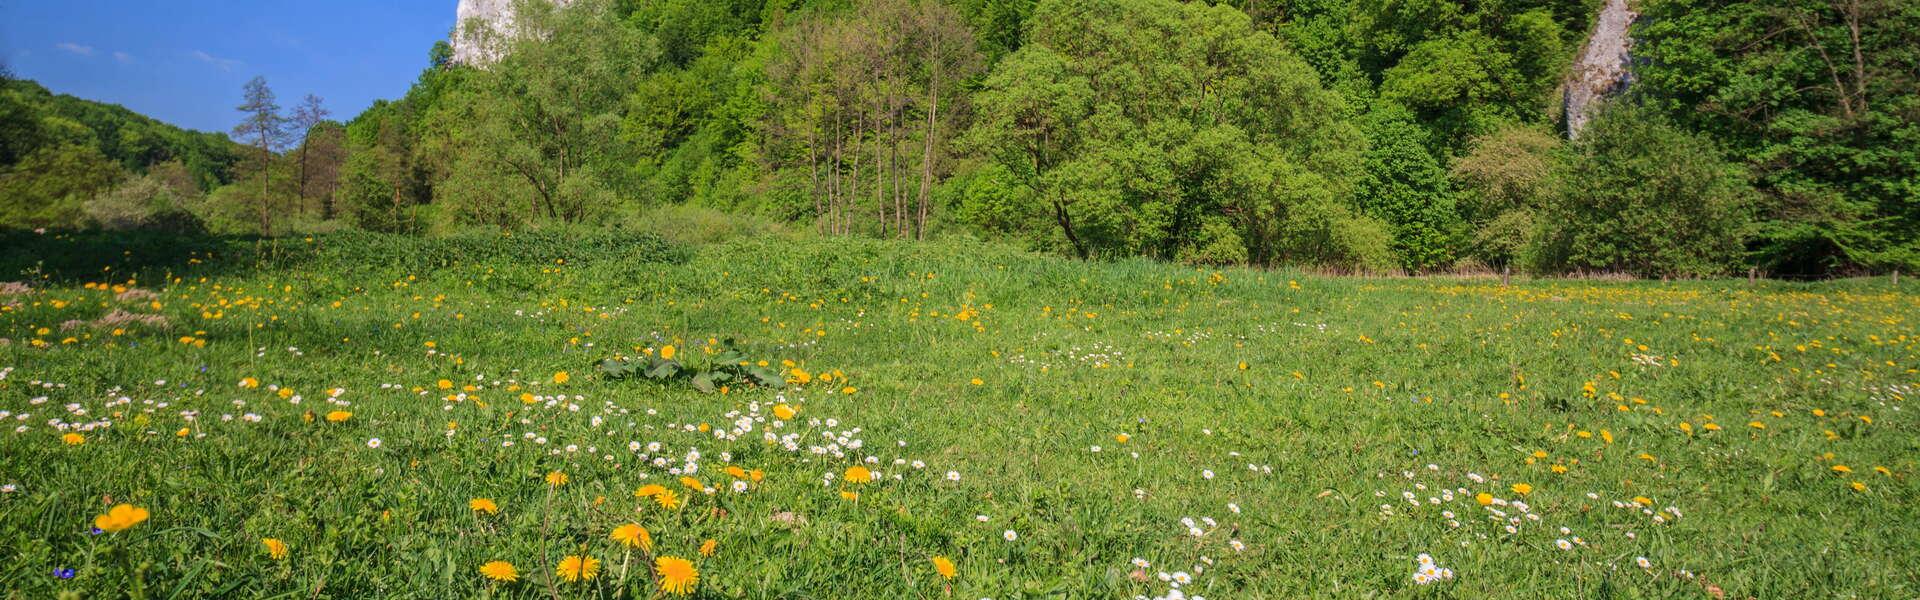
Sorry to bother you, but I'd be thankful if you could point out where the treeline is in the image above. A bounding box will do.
[0,77,244,231]
[12,0,1920,277]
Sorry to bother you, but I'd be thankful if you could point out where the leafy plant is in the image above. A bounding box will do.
[596,338,786,393]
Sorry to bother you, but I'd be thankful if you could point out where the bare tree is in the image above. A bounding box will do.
[290,94,330,215]
[233,76,287,235]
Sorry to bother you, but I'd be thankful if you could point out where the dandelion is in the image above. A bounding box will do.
[679,476,704,491]
[545,471,568,487]
[610,523,652,551]
[61,432,84,445]
[773,403,797,420]
[635,483,667,498]
[1850,481,1867,492]
[556,555,600,582]
[932,555,957,580]
[844,465,873,483]
[325,410,352,423]
[1510,483,1533,496]
[469,498,500,515]
[262,537,288,559]
[94,503,149,532]
[656,556,699,595]
[1832,465,1852,474]
[1475,493,1493,506]
[660,345,677,360]
[655,489,682,509]
[699,539,718,557]
[479,560,518,582]
[839,490,860,501]
[969,378,983,386]
[552,371,570,384]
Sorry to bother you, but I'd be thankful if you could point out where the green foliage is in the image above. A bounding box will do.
[0,144,124,229]
[1534,104,1755,277]
[0,79,241,191]
[1634,0,1920,274]
[1353,106,1461,271]
[597,338,787,392]
[1451,123,1564,267]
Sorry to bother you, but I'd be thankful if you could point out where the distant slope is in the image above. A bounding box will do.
[0,77,244,190]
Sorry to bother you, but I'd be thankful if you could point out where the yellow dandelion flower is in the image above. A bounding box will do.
[772,403,797,420]
[634,484,668,498]
[699,539,717,557]
[61,432,85,446]
[969,378,983,386]
[437,379,453,390]
[469,498,499,515]
[545,471,568,487]
[556,555,599,582]
[655,489,682,510]
[552,371,570,384]
[931,555,957,580]
[844,466,873,484]
[1748,421,1766,429]
[1832,465,1852,474]
[1850,481,1868,492]
[1475,493,1493,506]
[94,503,149,532]
[325,410,352,423]
[840,490,860,501]
[725,466,748,479]
[655,556,699,596]
[679,476,704,491]
[1114,433,1130,444]
[479,560,518,582]
[1510,483,1533,496]
[262,538,289,560]
[610,523,653,551]
[660,345,676,360]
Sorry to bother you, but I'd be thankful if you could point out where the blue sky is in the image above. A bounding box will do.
[2,1,456,133]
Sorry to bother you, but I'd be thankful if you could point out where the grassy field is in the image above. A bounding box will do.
[1,232,1915,599]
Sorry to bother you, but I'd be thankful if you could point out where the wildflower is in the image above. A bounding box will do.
[844,466,873,483]
[1635,556,1651,569]
[470,498,500,515]
[773,403,797,420]
[1832,465,1852,474]
[94,503,150,532]
[1115,433,1130,443]
[679,476,704,491]
[325,411,352,423]
[655,489,682,509]
[699,539,717,557]
[262,538,289,559]
[1003,529,1018,542]
[557,555,599,582]
[54,567,76,579]
[610,523,652,551]
[1475,493,1493,506]
[479,560,518,582]
[725,465,748,479]
[839,490,859,501]
[656,556,699,595]
[239,377,259,388]
[61,432,84,445]
[660,345,677,360]
[932,555,957,580]
[1510,483,1533,496]
[366,438,382,449]
[552,371,570,384]
[635,484,668,498]
[1555,539,1573,550]
[1850,481,1867,492]
[545,471,568,487]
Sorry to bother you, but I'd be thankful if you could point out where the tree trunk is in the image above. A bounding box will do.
[917,70,938,240]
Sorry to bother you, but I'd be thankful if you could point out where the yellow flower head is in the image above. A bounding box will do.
[656,556,699,596]
[479,560,518,582]
[610,523,652,551]
[679,476,704,491]
[660,345,676,361]
[931,555,957,580]
[844,466,873,484]
[699,538,718,557]
[725,466,748,479]
[325,411,352,423]
[655,489,682,510]
[839,490,860,501]
[552,371,570,384]
[545,471,568,487]
[262,538,289,560]
[1510,483,1534,496]
[94,503,150,532]
[1832,465,1853,474]
[1114,433,1130,444]
[1475,492,1493,506]
[437,379,453,390]
[61,432,85,446]
[634,484,668,498]
[469,498,499,515]
[772,403,797,420]
[556,555,599,582]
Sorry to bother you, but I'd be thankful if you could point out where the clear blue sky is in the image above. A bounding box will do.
[1,1,455,134]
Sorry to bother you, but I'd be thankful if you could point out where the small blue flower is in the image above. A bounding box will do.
[88,527,103,535]
[53,567,75,579]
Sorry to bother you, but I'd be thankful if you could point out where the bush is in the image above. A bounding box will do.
[1533,104,1754,277]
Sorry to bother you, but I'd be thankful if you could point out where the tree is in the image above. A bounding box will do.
[233,76,288,235]
[1353,106,1461,271]
[0,144,124,228]
[290,94,331,216]
[1451,123,1564,267]
[1535,104,1755,278]
[964,0,1376,267]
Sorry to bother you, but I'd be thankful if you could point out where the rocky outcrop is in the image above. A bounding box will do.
[1564,0,1637,138]
[451,0,571,65]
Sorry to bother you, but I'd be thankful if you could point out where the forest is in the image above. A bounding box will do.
[1,0,1914,277]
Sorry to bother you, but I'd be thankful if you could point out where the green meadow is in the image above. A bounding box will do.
[1,231,1915,598]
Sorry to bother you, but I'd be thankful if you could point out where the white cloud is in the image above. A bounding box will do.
[113,51,134,64]
[55,42,95,56]
[190,50,241,71]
